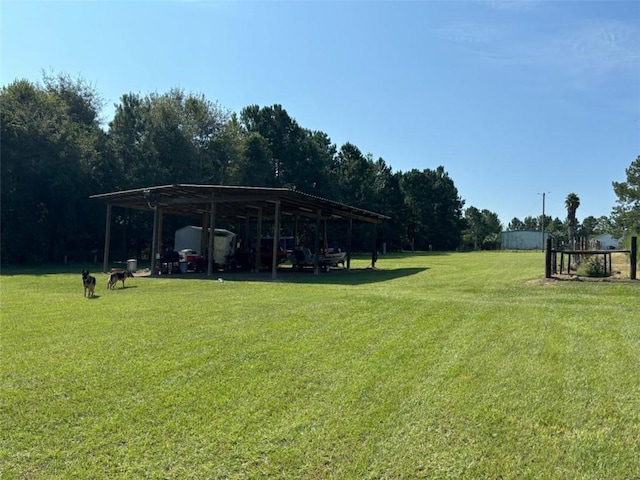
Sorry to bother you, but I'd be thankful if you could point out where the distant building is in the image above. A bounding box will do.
[592,233,621,250]
[501,230,553,250]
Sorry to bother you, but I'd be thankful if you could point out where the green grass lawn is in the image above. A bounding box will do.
[2,252,639,479]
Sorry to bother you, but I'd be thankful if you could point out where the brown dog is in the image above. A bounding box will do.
[82,270,96,297]
[107,270,132,290]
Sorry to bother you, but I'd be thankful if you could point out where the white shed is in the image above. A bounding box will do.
[501,230,553,250]
[593,233,621,250]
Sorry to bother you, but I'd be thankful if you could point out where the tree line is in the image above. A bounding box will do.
[2,74,637,263]
[504,176,639,249]
[1,74,466,264]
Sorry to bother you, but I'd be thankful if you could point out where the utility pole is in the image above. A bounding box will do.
[538,192,550,251]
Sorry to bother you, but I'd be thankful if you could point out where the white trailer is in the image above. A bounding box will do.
[174,226,236,266]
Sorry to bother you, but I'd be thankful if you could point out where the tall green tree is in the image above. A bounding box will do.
[107,92,145,189]
[239,104,299,186]
[548,217,566,246]
[107,88,230,258]
[292,130,337,197]
[464,207,483,249]
[463,207,502,250]
[238,132,274,186]
[109,89,229,189]
[522,216,539,231]
[595,215,614,234]
[1,75,107,263]
[565,192,581,244]
[371,159,409,251]
[334,143,376,207]
[211,114,246,185]
[399,167,464,250]
[480,209,502,249]
[612,155,640,235]
[579,215,599,239]
[236,105,337,196]
[507,217,525,231]
[430,167,465,249]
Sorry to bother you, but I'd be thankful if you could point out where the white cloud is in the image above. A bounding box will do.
[437,21,499,44]
[438,14,640,91]
[482,0,541,12]
[556,20,640,76]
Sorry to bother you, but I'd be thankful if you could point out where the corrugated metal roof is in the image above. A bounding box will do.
[90,184,389,224]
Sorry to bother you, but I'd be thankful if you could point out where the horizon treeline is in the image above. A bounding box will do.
[2,73,634,264]
[1,73,467,264]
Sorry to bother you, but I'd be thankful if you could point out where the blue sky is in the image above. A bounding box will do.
[2,0,639,227]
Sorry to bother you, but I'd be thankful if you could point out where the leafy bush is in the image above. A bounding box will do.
[577,255,609,277]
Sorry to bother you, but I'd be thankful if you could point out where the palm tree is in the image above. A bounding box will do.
[565,192,581,246]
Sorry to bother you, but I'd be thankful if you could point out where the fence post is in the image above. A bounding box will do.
[631,236,637,280]
[545,238,552,278]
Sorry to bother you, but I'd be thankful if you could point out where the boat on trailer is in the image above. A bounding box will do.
[290,248,346,272]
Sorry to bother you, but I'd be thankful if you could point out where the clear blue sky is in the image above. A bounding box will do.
[2,0,639,227]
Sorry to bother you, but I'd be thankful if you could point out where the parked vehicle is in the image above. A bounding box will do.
[289,248,346,272]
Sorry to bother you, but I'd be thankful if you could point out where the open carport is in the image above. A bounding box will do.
[90,184,389,279]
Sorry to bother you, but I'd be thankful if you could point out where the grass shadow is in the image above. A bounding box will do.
[0,264,126,277]
[148,266,429,285]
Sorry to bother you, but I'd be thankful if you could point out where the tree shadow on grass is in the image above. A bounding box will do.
[159,266,429,286]
[0,264,122,277]
[1,261,432,286]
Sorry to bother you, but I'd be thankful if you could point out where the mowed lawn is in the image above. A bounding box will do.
[2,252,639,479]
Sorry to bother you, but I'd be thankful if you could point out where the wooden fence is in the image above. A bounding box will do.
[545,236,637,280]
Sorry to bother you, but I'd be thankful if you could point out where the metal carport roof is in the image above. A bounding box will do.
[90,184,389,224]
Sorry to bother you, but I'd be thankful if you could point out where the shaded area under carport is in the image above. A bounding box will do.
[90,184,389,280]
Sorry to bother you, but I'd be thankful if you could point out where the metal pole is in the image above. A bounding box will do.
[207,200,216,277]
[271,200,281,280]
[150,206,159,276]
[541,192,545,251]
[346,218,353,271]
[314,209,321,275]
[538,191,549,251]
[102,204,112,273]
[255,207,262,272]
[371,222,378,268]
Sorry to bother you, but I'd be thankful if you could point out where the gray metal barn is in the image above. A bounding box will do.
[501,230,553,250]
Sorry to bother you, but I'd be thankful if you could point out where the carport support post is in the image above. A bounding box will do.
[150,206,159,276]
[631,236,637,280]
[255,208,263,271]
[371,222,378,268]
[207,200,216,277]
[271,200,281,280]
[244,212,251,252]
[102,203,112,273]
[314,209,321,275]
[201,204,210,259]
[157,209,164,257]
[346,218,353,271]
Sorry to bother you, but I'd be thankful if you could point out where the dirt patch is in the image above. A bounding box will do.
[526,272,638,286]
